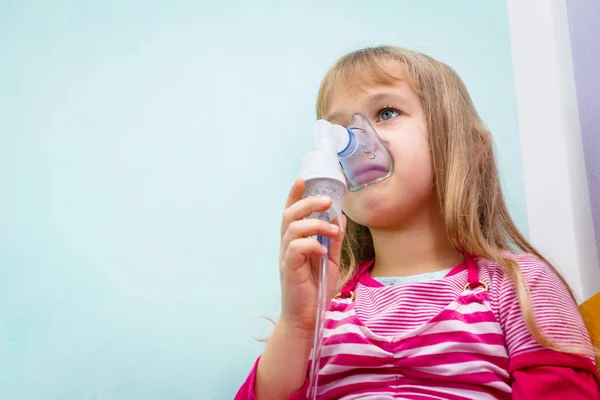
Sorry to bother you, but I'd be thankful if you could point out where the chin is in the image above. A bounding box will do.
[343,180,433,229]
[343,186,401,228]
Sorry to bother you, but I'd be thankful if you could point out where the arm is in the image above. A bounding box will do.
[234,319,311,399]
[490,254,600,399]
[236,180,346,399]
[256,320,312,399]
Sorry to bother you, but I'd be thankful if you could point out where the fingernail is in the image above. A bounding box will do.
[330,224,339,232]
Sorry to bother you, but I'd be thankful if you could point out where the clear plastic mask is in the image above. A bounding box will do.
[338,114,394,191]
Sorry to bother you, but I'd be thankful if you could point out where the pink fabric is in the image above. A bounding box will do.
[512,367,599,399]
[510,350,600,399]
[236,254,599,399]
[513,366,599,399]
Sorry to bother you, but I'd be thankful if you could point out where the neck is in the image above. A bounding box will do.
[369,203,463,278]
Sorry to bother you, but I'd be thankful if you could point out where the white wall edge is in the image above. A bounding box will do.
[506,0,600,302]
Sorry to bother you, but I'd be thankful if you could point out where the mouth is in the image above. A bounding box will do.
[350,165,389,186]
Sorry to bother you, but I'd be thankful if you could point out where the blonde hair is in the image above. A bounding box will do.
[316,46,596,356]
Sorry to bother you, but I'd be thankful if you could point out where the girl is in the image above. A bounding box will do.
[235,46,600,399]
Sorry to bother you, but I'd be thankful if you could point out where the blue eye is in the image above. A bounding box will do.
[379,108,399,121]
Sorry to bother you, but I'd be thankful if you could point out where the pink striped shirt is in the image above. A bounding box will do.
[236,254,599,399]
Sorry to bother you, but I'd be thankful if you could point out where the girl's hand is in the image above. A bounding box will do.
[278,178,347,335]
[254,178,347,399]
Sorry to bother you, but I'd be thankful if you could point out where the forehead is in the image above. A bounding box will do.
[320,58,416,120]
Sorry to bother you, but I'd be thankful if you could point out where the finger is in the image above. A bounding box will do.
[285,178,305,209]
[281,196,332,237]
[281,219,339,256]
[283,238,328,272]
[328,214,347,266]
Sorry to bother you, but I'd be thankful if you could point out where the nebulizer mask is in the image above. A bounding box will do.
[299,114,394,398]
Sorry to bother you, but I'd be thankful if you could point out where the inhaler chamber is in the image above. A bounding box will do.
[338,114,394,191]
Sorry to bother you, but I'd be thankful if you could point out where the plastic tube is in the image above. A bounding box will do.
[307,213,331,400]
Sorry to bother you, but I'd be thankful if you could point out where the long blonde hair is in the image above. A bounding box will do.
[316,46,594,356]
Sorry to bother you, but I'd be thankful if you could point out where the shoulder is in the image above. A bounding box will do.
[476,251,554,275]
[476,251,577,313]
[477,252,593,359]
[477,252,571,296]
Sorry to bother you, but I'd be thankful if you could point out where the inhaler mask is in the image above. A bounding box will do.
[336,114,394,191]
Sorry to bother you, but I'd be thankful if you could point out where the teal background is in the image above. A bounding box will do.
[0,1,526,398]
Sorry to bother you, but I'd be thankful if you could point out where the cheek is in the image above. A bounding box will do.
[340,129,435,225]
[388,131,433,190]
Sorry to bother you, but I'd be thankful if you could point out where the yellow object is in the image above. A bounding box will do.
[580,291,600,372]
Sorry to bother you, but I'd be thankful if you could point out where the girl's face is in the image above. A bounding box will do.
[326,80,436,229]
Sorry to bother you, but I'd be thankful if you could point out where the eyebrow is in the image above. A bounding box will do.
[326,90,409,123]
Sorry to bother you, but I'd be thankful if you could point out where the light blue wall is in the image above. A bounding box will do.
[0,1,525,398]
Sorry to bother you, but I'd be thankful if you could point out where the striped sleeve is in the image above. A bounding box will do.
[488,254,598,374]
